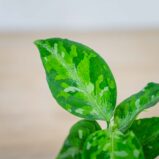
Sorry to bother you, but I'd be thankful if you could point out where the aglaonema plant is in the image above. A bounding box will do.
[34,38,159,159]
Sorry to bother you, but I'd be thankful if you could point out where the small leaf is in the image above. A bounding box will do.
[130,117,159,159]
[35,38,117,121]
[56,120,101,159]
[114,82,159,132]
[82,130,144,159]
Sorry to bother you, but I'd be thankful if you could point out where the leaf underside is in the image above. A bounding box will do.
[56,120,101,159]
[114,82,159,132]
[35,38,117,121]
[82,130,144,159]
[130,117,159,159]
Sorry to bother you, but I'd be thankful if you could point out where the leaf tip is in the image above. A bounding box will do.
[33,39,43,47]
[33,39,49,57]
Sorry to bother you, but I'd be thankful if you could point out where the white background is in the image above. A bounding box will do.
[0,0,159,31]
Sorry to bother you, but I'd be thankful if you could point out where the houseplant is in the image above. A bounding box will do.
[34,38,159,159]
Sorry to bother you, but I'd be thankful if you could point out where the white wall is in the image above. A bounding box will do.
[0,0,159,31]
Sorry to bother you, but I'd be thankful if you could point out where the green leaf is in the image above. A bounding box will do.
[114,82,159,132]
[56,120,101,159]
[82,130,144,159]
[130,117,159,159]
[34,38,117,121]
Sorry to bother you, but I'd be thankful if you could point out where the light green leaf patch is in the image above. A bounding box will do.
[82,130,144,159]
[114,82,159,132]
[34,38,117,121]
[130,117,159,159]
[56,120,101,159]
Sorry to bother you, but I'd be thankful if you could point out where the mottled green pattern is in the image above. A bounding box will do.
[82,130,144,159]
[114,83,159,132]
[56,120,101,159]
[35,38,117,121]
[130,117,159,159]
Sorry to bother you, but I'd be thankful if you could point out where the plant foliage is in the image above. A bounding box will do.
[35,38,159,159]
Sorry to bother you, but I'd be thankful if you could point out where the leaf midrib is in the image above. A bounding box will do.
[142,128,159,146]
[111,132,115,159]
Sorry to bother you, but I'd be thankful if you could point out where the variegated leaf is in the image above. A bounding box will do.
[130,117,159,159]
[114,82,159,132]
[35,38,117,121]
[56,120,101,159]
[82,130,144,159]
